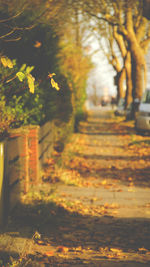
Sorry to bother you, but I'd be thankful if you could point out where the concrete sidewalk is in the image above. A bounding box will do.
[0,110,150,266]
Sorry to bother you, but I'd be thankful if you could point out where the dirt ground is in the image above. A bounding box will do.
[0,108,150,267]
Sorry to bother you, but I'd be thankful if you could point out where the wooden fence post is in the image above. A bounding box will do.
[28,126,39,186]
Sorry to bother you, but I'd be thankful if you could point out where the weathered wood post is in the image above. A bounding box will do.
[28,126,40,186]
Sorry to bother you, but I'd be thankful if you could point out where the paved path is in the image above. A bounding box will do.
[58,109,150,220]
[0,108,150,266]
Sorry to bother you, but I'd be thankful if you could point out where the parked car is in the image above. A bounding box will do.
[135,89,150,133]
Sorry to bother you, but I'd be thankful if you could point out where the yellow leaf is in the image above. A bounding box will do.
[102,180,107,185]
[138,247,148,252]
[7,58,13,68]
[90,197,97,203]
[34,41,42,48]
[1,56,13,68]
[57,246,69,253]
[110,203,119,209]
[51,78,60,90]
[1,56,7,67]
[128,182,134,187]
[128,188,135,192]
[27,74,35,93]
[44,251,54,257]
[110,248,122,253]
[48,73,56,78]
[75,246,82,251]
[48,73,60,91]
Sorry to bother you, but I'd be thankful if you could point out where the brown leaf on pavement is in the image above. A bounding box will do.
[57,246,69,253]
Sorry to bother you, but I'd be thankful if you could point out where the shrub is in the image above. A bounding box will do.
[0,59,44,139]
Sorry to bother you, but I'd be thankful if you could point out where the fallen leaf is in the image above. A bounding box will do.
[138,247,148,253]
[110,248,123,253]
[34,41,42,48]
[110,203,119,209]
[90,197,97,203]
[44,251,54,257]
[102,180,107,185]
[57,246,69,253]
[104,203,109,208]
[75,246,82,251]
[128,188,136,192]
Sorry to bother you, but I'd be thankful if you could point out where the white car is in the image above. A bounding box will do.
[135,89,150,133]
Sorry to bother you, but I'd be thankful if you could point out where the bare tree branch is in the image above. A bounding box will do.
[0,9,24,23]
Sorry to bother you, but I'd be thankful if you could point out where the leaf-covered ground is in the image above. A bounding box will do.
[0,109,150,266]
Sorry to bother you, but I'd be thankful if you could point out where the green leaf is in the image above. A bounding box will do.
[27,74,35,93]
[16,72,26,82]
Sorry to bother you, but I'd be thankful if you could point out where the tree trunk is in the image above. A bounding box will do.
[124,51,132,107]
[114,69,125,102]
[125,6,146,100]
[118,68,125,100]
[131,54,145,100]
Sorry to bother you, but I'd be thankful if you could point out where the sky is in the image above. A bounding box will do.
[86,37,117,98]
[86,37,150,98]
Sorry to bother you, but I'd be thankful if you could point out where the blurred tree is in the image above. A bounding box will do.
[82,0,150,116]
[57,18,93,123]
[95,23,126,102]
